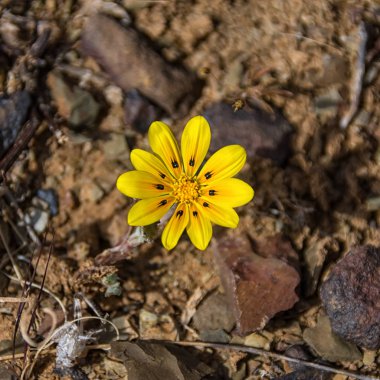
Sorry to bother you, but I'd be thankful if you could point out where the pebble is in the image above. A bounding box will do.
[214,235,300,335]
[79,181,104,203]
[36,188,59,216]
[47,71,100,128]
[320,245,380,349]
[103,133,128,160]
[204,102,293,164]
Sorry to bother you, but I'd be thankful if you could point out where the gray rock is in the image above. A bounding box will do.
[204,102,293,164]
[0,91,31,158]
[47,71,100,128]
[192,291,235,333]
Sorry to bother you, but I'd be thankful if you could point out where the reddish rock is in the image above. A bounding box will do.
[320,245,380,349]
[214,235,300,335]
[81,15,203,117]
[204,102,293,164]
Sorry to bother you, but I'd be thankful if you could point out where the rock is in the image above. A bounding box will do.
[199,329,230,343]
[0,91,31,158]
[36,188,59,216]
[244,332,271,350]
[81,15,203,116]
[25,197,51,234]
[303,314,362,362]
[47,71,100,128]
[192,291,235,333]
[103,133,128,160]
[320,245,380,349]
[139,309,177,341]
[124,89,162,133]
[204,102,293,164]
[214,235,300,335]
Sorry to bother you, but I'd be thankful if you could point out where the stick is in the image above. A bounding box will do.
[340,22,367,129]
[172,341,378,380]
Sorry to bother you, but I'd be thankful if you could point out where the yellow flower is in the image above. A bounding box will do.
[116,116,254,251]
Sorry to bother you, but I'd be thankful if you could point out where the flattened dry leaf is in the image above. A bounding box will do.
[110,341,214,380]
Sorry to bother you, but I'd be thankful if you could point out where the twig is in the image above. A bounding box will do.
[0,225,24,283]
[0,297,28,303]
[173,341,378,380]
[0,115,40,181]
[340,22,368,129]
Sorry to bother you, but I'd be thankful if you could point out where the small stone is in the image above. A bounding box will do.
[199,329,230,343]
[36,188,59,216]
[366,196,380,211]
[47,71,100,128]
[214,235,300,334]
[192,291,235,333]
[204,102,293,164]
[103,133,128,160]
[320,245,380,349]
[362,350,376,366]
[0,91,31,158]
[79,181,104,203]
[124,89,161,133]
[244,333,271,350]
[25,206,49,234]
[303,314,362,362]
[139,309,177,340]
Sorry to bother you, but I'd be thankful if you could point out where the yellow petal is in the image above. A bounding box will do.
[186,203,212,250]
[181,115,211,177]
[202,178,254,208]
[198,145,246,185]
[128,197,175,226]
[148,121,182,179]
[117,171,171,199]
[130,149,173,184]
[161,203,189,250]
[198,198,239,228]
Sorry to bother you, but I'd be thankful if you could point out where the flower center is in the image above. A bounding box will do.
[172,174,201,203]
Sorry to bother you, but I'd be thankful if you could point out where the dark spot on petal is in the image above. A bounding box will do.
[159,172,166,179]
[155,184,164,190]
[203,202,209,207]
[205,171,212,180]
[158,199,167,207]
[171,159,179,168]
[189,157,195,167]
[193,211,198,217]
[209,190,216,196]
[176,210,183,218]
